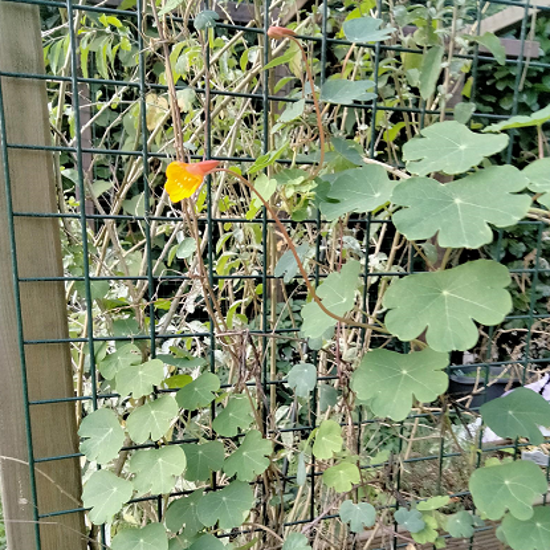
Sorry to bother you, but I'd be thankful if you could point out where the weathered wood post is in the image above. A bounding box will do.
[0,2,86,549]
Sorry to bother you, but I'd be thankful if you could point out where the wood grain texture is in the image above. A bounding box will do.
[0,2,86,549]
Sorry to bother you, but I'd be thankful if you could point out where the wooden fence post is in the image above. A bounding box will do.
[0,2,86,549]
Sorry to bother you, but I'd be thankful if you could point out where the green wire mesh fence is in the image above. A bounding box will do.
[1,1,550,549]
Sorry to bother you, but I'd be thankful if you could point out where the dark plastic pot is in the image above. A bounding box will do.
[448,366,520,408]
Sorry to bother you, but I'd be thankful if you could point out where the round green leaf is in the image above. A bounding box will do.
[392,166,530,249]
[78,408,125,464]
[126,396,179,444]
[196,481,254,530]
[320,79,376,105]
[282,533,311,550]
[223,430,272,481]
[188,534,225,550]
[116,359,165,399]
[412,515,439,545]
[165,490,205,534]
[469,460,547,521]
[212,395,253,437]
[286,363,317,398]
[168,531,199,550]
[129,446,187,495]
[322,462,360,493]
[182,441,225,482]
[99,343,141,380]
[339,500,376,532]
[500,507,550,550]
[480,387,550,445]
[351,348,448,421]
[343,16,394,42]
[176,372,220,410]
[445,511,476,539]
[320,165,395,221]
[383,260,512,352]
[312,419,343,460]
[403,121,509,176]
[111,523,168,550]
[164,489,204,535]
[82,469,133,525]
[394,508,426,533]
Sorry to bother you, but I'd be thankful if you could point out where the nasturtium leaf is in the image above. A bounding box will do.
[402,121,509,176]
[470,32,506,65]
[286,363,317,398]
[383,260,512,352]
[469,459,547,521]
[351,348,448,421]
[82,469,133,525]
[417,495,451,511]
[188,534,225,550]
[129,446,187,495]
[319,384,338,412]
[99,343,141,380]
[274,243,310,283]
[445,511,476,538]
[193,10,219,31]
[484,104,550,132]
[196,481,254,530]
[392,166,530,249]
[339,500,376,532]
[111,523,168,550]
[282,533,311,550]
[320,165,395,220]
[181,441,225,482]
[419,45,444,100]
[412,515,439,545]
[500,507,550,550]
[176,372,220,410]
[165,490,205,534]
[168,530,199,550]
[523,158,550,207]
[343,16,394,43]
[322,462,360,493]
[454,102,476,125]
[116,359,165,399]
[312,419,343,459]
[480,387,550,445]
[223,430,272,481]
[320,79,376,105]
[212,395,254,437]
[126,396,179,444]
[79,408,125,464]
[394,508,426,533]
[301,260,361,339]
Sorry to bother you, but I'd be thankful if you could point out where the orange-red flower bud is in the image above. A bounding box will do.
[267,26,296,40]
[165,160,220,202]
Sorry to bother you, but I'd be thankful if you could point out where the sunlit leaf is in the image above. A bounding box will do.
[129,446,187,495]
[403,121,509,176]
[301,260,361,339]
[286,363,317,398]
[322,462,360,493]
[182,441,225,482]
[82,469,133,525]
[223,430,272,481]
[79,408,125,465]
[469,460,547,520]
[484,105,550,132]
[351,348,448,421]
[111,523,168,550]
[196,481,254,530]
[320,165,395,220]
[392,166,530,249]
[313,419,343,459]
[383,260,512,352]
[339,500,376,532]
[126,396,179,444]
[480,387,550,445]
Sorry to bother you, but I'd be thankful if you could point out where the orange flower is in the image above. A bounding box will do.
[164,160,219,202]
[267,26,296,40]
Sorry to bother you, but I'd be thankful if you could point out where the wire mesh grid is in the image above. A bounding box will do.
[1,0,550,549]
